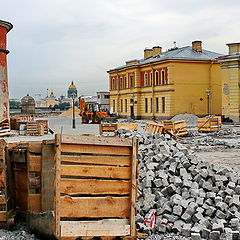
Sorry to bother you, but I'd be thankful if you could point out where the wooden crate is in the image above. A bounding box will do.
[36,120,48,134]
[163,120,188,137]
[26,122,44,136]
[197,118,221,132]
[54,134,138,239]
[28,135,138,239]
[117,123,138,131]
[145,122,164,134]
[99,123,138,135]
[99,124,117,134]
[0,140,14,226]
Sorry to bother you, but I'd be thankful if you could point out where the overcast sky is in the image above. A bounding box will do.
[2,0,240,99]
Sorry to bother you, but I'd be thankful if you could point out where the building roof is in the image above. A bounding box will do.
[109,46,223,71]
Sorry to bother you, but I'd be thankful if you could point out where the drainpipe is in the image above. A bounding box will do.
[150,64,154,118]
[209,61,213,115]
[116,70,119,115]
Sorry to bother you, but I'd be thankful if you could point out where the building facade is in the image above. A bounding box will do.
[218,43,240,122]
[108,41,223,119]
[97,92,110,111]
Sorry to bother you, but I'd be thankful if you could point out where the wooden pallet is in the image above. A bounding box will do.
[197,118,221,132]
[26,122,44,136]
[144,122,164,134]
[99,123,138,135]
[163,120,188,137]
[10,115,34,130]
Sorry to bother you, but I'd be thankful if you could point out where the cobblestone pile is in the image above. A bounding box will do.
[115,128,240,239]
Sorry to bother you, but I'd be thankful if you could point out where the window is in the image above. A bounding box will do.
[124,77,127,88]
[150,72,153,86]
[150,98,153,113]
[104,95,109,99]
[156,97,159,112]
[120,77,123,89]
[125,99,127,112]
[161,70,165,84]
[155,72,159,85]
[145,98,148,113]
[121,99,123,112]
[162,97,165,113]
[144,73,148,86]
[130,75,134,88]
[113,100,115,112]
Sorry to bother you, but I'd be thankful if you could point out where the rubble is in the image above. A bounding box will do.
[170,114,199,127]
[115,128,240,239]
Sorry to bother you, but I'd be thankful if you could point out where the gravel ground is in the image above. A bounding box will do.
[171,114,199,127]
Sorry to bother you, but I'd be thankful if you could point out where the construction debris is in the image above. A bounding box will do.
[115,128,240,239]
[171,114,199,127]
[198,118,221,132]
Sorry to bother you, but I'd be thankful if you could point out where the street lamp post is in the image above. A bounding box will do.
[72,94,76,129]
[205,89,211,116]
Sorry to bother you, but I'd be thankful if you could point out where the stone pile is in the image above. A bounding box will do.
[115,128,240,240]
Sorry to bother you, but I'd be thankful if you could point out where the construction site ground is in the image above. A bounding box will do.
[5,116,240,172]
[1,115,240,240]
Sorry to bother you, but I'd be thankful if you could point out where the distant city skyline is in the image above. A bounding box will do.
[1,0,240,98]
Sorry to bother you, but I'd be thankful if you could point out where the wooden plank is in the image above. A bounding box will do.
[117,123,138,131]
[130,138,137,237]
[61,220,130,237]
[41,141,55,212]
[60,196,130,218]
[28,155,41,172]
[0,211,6,221]
[28,142,42,154]
[28,194,41,212]
[61,165,131,179]
[60,134,133,147]
[15,190,28,210]
[60,179,130,195]
[0,195,6,204]
[61,144,131,156]
[55,134,62,238]
[15,171,28,191]
[61,155,131,166]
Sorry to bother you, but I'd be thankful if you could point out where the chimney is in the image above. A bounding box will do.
[144,48,153,59]
[192,41,202,53]
[152,46,162,57]
[227,42,240,55]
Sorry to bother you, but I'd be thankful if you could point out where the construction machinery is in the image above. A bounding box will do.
[79,98,109,124]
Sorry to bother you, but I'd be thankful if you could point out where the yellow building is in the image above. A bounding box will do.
[218,43,240,122]
[107,41,223,119]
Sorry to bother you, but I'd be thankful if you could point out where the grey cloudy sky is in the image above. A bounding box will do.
[2,0,240,99]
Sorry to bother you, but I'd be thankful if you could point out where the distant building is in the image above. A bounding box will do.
[97,92,110,111]
[218,42,240,122]
[44,90,58,107]
[21,94,35,114]
[67,81,78,98]
[108,41,223,119]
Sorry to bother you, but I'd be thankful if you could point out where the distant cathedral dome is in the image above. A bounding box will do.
[49,90,56,98]
[68,81,78,98]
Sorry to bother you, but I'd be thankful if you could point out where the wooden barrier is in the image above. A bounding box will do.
[99,123,138,135]
[36,120,48,134]
[145,122,164,134]
[163,120,188,137]
[198,118,221,132]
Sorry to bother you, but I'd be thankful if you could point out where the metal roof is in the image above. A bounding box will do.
[109,46,223,71]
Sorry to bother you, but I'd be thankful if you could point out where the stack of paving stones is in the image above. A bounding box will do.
[115,128,240,240]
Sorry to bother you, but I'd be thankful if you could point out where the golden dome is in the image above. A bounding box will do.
[69,81,76,89]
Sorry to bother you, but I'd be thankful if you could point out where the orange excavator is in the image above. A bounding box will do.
[79,98,109,124]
